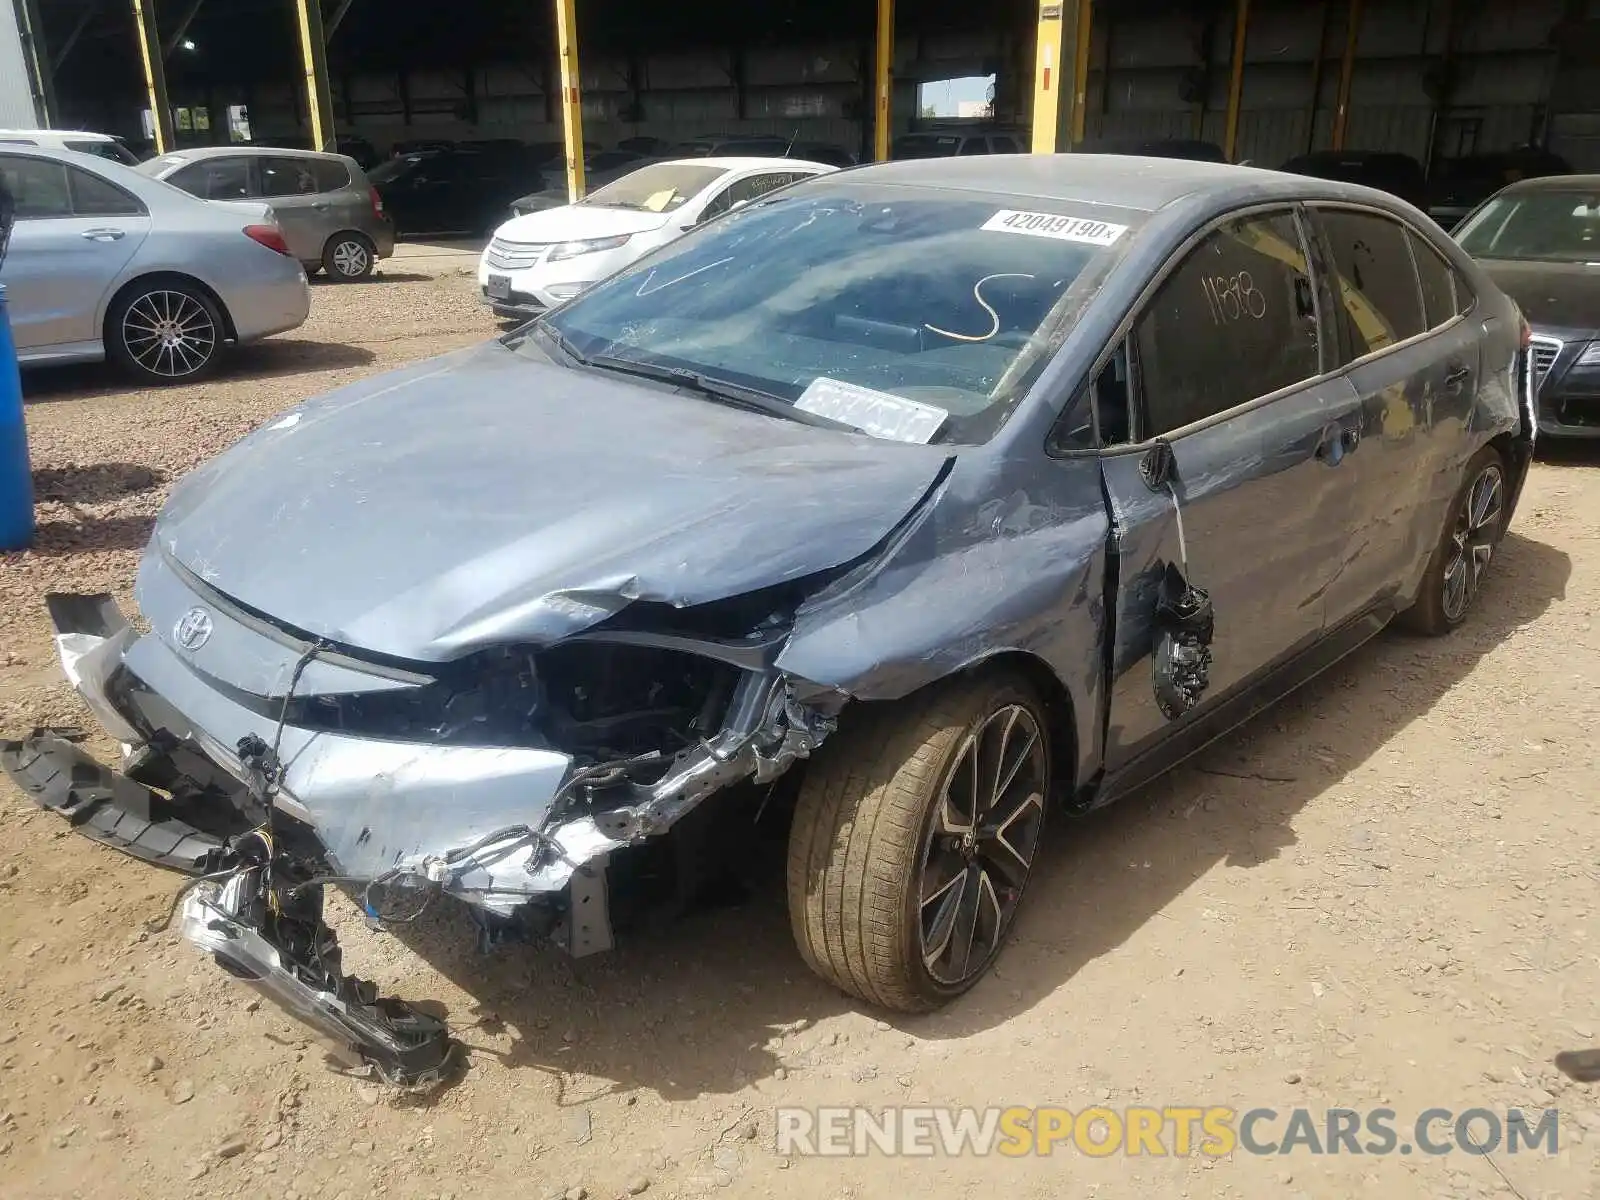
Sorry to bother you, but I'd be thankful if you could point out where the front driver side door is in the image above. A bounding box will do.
[1096,206,1362,781]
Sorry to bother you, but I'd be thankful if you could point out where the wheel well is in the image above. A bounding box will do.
[104,272,236,343]
[954,650,1080,797]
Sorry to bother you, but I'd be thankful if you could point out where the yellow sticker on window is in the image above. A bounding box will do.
[641,189,677,213]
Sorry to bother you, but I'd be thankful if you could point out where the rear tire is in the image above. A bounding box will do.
[322,233,376,280]
[786,674,1051,1012]
[1399,446,1509,635]
[105,279,224,385]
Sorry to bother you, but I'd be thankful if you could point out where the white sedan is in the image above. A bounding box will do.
[477,156,836,318]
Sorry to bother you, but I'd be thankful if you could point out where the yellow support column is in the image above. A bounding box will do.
[554,0,587,201]
[1332,0,1363,150]
[873,0,894,162]
[291,0,336,151]
[130,0,174,154]
[1069,0,1092,146]
[1222,0,1251,161]
[1030,1,1066,154]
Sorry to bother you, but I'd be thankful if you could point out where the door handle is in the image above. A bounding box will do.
[313,202,331,211]
[1445,364,1471,389]
[80,228,125,241]
[1315,421,1360,464]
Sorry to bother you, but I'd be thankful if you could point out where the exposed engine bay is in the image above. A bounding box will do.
[0,579,843,1086]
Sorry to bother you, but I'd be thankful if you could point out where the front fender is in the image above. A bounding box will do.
[777,454,1111,788]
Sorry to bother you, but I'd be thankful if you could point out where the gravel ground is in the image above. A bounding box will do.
[1,263,1598,1200]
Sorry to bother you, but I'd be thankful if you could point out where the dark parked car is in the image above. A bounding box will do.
[1281,150,1429,210]
[1456,175,1600,437]
[1077,136,1228,162]
[506,149,658,217]
[892,128,1026,158]
[1428,147,1571,230]
[2,156,1533,1083]
[370,147,547,235]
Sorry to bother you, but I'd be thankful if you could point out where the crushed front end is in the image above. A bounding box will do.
[0,549,842,1086]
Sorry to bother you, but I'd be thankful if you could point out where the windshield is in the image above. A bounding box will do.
[534,182,1142,445]
[368,155,424,184]
[582,162,728,212]
[1456,191,1600,262]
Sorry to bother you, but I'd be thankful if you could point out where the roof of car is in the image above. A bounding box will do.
[658,156,836,171]
[1500,173,1600,193]
[151,144,350,163]
[0,128,115,141]
[833,154,1374,214]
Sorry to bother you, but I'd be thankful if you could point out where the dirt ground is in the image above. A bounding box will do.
[0,250,1597,1200]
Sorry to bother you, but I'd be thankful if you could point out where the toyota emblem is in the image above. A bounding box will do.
[174,607,214,651]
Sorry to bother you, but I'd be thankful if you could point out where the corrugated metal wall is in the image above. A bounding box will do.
[215,0,1566,165]
[0,2,42,128]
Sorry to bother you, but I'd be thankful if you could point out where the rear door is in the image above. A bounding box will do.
[1310,206,1475,626]
[1097,206,1360,773]
[0,154,149,352]
[258,156,327,261]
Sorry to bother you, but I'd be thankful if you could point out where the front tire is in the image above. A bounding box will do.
[1400,446,1509,635]
[787,675,1051,1012]
[322,233,376,280]
[105,280,224,385]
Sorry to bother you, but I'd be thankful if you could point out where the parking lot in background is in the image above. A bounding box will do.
[0,270,1596,1200]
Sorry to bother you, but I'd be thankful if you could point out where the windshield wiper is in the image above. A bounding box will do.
[529,320,590,366]
[584,354,866,434]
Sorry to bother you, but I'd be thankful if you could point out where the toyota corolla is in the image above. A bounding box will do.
[3,155,1534,1085]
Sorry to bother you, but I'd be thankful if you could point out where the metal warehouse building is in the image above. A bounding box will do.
[8,0,1600,186]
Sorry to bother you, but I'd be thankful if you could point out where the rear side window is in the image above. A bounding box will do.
[64,139,135,165]
[260,157,321,197]
[1135,210,1321,435]
[959,138,990,156]
[169,158,251,200]
[1408,230,1458,330]
[1319,209,1425,357]
[313,159,351,192]
[67,167,143,216]
[0,155,71,217]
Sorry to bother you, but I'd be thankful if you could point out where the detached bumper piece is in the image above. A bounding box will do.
[179,843,457,1089]
[1,733,226,874]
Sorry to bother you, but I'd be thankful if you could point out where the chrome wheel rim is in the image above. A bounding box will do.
[122,290,216,378]
[1442,462,1505,623]
[332,239,369,276]
[917,704,1047,987]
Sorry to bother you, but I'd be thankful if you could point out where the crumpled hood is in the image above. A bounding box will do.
[154,341,951,662]
[1480,259,1600,338]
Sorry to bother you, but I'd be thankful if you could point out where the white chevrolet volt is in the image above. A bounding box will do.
[477,156,836,318]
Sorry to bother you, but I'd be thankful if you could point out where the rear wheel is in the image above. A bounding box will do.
[322,233,375,280]
[787,674,1051,1012]
[1400,446,1509,635]
[105,280,224,385]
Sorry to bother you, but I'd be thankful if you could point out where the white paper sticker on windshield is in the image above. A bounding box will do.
[982,209,1127,246]
[795,378,949,445]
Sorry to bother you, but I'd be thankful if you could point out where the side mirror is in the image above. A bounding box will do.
[1139,439,1176,491]
[730,198,749,211]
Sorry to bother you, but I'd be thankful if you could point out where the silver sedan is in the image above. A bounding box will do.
[0,146,310,384]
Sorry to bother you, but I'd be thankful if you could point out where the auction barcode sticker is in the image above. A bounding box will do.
[981,210,1128,246]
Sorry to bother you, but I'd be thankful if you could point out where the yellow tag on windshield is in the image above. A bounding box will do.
[641,189,677,212]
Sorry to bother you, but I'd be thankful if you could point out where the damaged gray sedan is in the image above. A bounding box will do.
[4,156,1535,1084]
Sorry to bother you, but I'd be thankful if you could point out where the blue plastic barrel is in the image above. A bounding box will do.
[0,284,34,551]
